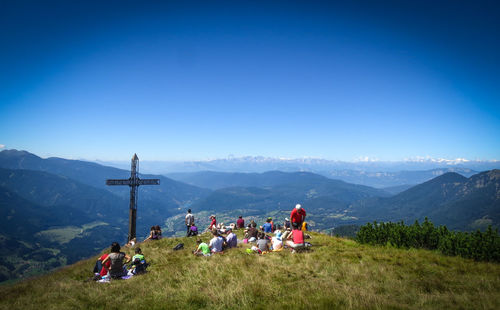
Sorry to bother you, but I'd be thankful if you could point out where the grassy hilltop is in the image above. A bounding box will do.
[1,231,499,310]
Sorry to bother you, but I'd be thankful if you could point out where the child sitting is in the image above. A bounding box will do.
[130,247,148,275]
[256,232,270,253]
[193,239,211,256]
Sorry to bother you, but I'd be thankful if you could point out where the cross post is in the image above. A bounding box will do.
[106,154,160,242]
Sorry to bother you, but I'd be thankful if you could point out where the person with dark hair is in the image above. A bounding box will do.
[208,215,217,231]
[155,225,162,239]
[256,232,270,253]
[286,222,305,253]
[102,242,131,279]
[262,218,273,233]
[188,223,198,237]
[244,224,258,243]
[209,230,224,253]
[185,209,195,237]
[145,226,158,241]
[193,239,210,256]
[236,216,245,229]
[130,247,147,275]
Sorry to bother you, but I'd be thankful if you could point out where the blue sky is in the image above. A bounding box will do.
[1,0,499,161]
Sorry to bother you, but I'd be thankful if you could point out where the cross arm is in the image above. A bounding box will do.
[106,179,132,186]
[138,179,160,185]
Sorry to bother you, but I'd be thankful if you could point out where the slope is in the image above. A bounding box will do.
[0,232,499,310]
[351,171,500,230]
[0,149,211,209]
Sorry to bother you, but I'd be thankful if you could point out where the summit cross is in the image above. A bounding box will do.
[106,154,160,242]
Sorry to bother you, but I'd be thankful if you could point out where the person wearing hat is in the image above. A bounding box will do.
[225,226,237,249]
[208,215,217,231]
[284,217,291,229]
[185,209,195,237]
[290,204,306,229]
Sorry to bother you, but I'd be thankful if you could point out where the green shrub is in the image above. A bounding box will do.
[356,218,500,262]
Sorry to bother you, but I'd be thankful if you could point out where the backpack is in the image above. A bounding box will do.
[173,243,184,251]
[132,258,148,274]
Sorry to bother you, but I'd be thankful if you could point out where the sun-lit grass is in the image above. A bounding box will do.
[35,222,109,244]
[1,231,499,309]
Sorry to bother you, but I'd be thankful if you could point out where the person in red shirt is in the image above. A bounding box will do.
[208,215,217,231]
[99,253,111,276]
[286,222,305,252]
[236,216,245,229]
[290,204,306,228]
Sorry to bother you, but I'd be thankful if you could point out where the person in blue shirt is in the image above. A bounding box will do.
[262,218,273,233]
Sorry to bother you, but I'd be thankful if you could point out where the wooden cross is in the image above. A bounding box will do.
[106,154,160,242]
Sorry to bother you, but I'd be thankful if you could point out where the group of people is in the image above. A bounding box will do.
[93,242,148,282]
[193,226,238,256]
[93,203,309,281]
[192,203,310,255]
[144,225,163,241]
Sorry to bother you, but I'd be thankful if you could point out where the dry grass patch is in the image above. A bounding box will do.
[1,232,499,310]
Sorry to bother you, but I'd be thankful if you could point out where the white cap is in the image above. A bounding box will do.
[295,204,301,209]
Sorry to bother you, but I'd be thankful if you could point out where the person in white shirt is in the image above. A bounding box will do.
[209,231,224,253]
[185,209,195,237]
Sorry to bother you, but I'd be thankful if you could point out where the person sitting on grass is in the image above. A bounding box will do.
[102,242,131,279]
[209,230,224,254]
[281,227,292,241]
[245,224,258,242]
[208,215,217,231]
[262,218,273,233]
[193,239,211,256]
[130,247,147,275]
[155,225,163,239]
[188,223,198,237]
[93,253,111,280]
[225,227,237,249]
[286,223,305,253]
[145,226,159,241]
[271,230,283,251]
[256,232,270,253]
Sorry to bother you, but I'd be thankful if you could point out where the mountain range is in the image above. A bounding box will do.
[166,168,479,190]
[101,155,499,176]
[349,170,500,230]
[0,149,499,283]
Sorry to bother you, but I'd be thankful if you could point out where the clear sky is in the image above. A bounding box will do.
[1,0,499,161]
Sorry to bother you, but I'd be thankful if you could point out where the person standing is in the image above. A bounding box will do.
[290,204,306,229]
[185,209,195,237]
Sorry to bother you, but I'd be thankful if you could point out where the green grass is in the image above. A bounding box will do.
[35,222,109,244]
[1,231,499,310]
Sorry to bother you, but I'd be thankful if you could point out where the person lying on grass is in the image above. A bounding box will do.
[102,242,131,279]
[193,239,211,256]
